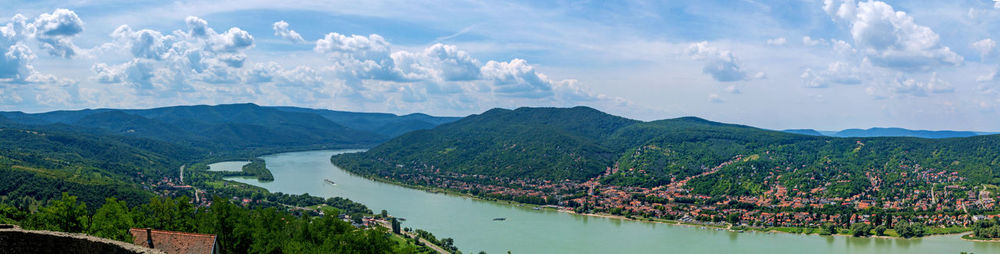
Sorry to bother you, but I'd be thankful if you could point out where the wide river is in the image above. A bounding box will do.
[224,149,1000,254]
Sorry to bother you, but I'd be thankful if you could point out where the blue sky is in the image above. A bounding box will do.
[2,0,1000,131]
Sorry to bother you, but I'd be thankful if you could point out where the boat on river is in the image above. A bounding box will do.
[493,218,506,221]
[324,179,335,185]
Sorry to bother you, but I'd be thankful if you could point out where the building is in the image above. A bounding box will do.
[130,228,217,254]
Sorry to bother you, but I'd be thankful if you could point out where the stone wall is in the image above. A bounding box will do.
[0,225,163,254]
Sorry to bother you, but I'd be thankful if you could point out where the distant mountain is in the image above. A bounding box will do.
[830,127,981,139]
[781,127,988,139]
[782,129,824,136]
[269,106,460,138]
[0,103,457,152]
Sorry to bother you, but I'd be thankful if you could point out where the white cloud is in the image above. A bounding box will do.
[32,9,84,58]
[110,25,174,60]
[686,41,765,82]
[272,21,304,43]
[0,43,35,82]
[74,14,624,114]
[977,69,1000,83]
[831,39,856,55]
[802,36,827,47]
[0,12,66,83]
[766,37,786,46]
[972,38,996,61]
[725,85,741,94]
[393,43,481,81]
[212,27,254,53]
[995,0,1000,9]
[94,16,258,91]
[800,61,863,88]
[91,62,124,83]
[889,73,953,96]
[314,32,400,81]
[708,93,723,103]
[185,16,209,38]
[480,58,554,98]
[825,0,962,72]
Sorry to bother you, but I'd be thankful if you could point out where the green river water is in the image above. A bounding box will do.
[218,149,1000,254]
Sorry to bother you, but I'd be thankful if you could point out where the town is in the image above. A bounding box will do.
[373,154,997,236]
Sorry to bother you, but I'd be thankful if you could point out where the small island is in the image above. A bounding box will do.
[241,158,274,182]
[208,158,274,182]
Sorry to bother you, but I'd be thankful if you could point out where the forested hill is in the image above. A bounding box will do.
[340,106,639,180]
[0,103,458,152]
[0,126,198,208]
[333,106,1000,198]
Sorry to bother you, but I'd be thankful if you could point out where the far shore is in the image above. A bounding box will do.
[326,159,986,242]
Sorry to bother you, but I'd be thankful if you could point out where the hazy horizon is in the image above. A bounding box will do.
[4,1,1000,131]
[5,102,1000,133]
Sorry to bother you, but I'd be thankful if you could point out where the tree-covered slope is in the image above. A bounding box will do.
[601,118,817,187]
[685,134,1000,197]
[0,126,203,208]
[334,106,638,180]
[334,106,1000,199]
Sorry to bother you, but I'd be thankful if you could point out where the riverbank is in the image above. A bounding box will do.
[330,160,980,242]
[961,234,1000,242]
[223,149,999,253]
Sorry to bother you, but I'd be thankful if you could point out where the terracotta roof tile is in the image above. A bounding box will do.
[130,228,216,254]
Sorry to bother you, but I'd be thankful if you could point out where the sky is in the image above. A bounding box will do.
[2,0,1000,131]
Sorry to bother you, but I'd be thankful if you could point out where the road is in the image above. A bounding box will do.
[377,220,450,254]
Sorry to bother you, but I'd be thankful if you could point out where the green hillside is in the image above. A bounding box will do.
[0,127,198,208]
[333,107,1000,199]
[335,107,638,180]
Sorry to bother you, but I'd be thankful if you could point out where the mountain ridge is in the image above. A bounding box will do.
[0,103,459,152]
[782,127,988,139]
[333,106,1000,199]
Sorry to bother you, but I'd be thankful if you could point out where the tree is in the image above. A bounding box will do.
[850,223,872,237]
[391,218,401,234]
[0,203,26,224]
[894,222,925,238]
[819,223,837,236]
[874,225,887,236]
[249,208,287,254]
[89,198,134,241]
[206,197,251,253]
[381,209,388,218]
[726,213,741,225]
[135,196,196,232]
[441,237,456,251]
[33,193,89,233]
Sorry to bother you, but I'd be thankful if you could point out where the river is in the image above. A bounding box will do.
[225,149,1000,254]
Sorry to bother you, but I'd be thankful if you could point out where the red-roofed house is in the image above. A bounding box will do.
[130,228,218,254]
